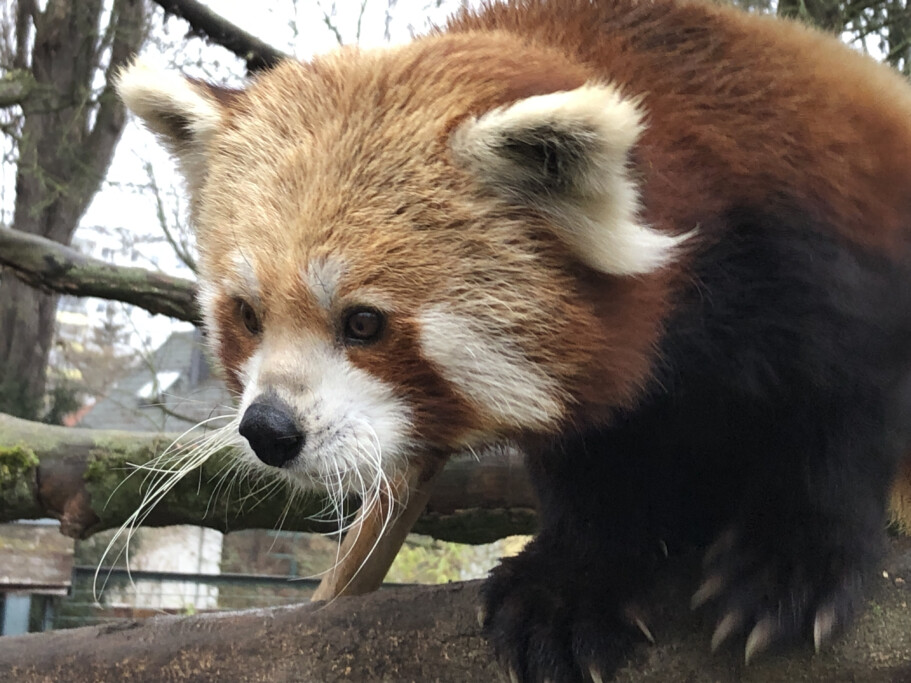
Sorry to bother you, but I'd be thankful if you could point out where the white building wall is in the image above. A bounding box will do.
[106,525,223,611]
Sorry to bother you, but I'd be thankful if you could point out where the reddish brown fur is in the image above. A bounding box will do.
[449,0,911,252]
[211,293,256,394]
[355,319,479,446]
[118,5,911,676]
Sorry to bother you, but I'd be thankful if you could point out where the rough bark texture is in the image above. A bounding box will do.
[0,413,536,543]
[0,225,200,323]
[0,68,38,108]
[0,540,908,682]
[0,0,149,419]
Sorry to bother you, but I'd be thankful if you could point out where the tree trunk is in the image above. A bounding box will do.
[0,278,57,418]
[0,0,148,418]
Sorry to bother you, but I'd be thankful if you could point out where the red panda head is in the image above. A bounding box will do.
[118,32,683,492]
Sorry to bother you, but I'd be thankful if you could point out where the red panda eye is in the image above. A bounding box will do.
[343,307,384,344]
[237,299,262,335]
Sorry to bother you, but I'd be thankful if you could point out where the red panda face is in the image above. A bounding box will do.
[118,33,683,492]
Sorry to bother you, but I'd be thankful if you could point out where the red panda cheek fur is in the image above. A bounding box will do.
[344,318,480,448]
[208,291,257,395]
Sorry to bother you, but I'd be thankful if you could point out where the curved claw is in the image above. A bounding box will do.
[703,529,737,567]
[588,666,604,683]
[634,616,656,645]
[622,604,656,644]
[691,575,724,610]
[813,604,837,653]
[711,611,743,652]
[744,616,777,665]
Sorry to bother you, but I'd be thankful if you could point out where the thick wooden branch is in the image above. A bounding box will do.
[1,540,909,682]
[152,0,290,71]
[0,225,200,323]
[0,413,536,543]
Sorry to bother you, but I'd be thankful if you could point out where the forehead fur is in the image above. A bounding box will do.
[193,32,597,306]
[197,34,587,225]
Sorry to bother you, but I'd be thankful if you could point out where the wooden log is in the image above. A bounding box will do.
[0,539,908,682]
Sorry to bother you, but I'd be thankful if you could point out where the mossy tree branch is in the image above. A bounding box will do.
[0,413,536,543]
[2,407,909,542]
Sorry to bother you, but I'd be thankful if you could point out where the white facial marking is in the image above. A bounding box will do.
[301,257,346,310]
[195,277,228,367]
[418,306,564,431]
[197,255,260,365]
[238,347,265,395]
[451,83,688,276]
[238,336,413,492]
[230,252,261,302]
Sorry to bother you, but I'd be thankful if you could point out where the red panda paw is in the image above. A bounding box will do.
[481,540,655,683]
[692,525,869,663]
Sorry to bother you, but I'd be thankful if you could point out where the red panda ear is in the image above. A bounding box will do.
[117,60,231,193]
[450,84,685,276]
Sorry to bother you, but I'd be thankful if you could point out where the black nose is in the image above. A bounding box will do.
[239,395,305,468]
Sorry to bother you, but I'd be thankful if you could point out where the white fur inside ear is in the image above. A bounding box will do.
[452,84,686,276]
[117,59,222,146]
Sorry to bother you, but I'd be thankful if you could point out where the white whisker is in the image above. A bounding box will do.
[94,414,246,602]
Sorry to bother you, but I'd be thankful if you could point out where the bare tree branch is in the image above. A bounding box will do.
[355,0,369,43]
[0,1,152,418]
[316,1,345,46]
[151,0,289,71]
[0,224,200,322]
[82,0,149,199]
[143,160,197,272]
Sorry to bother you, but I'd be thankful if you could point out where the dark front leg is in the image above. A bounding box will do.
[482,432,670,682]
[693,408,901,662]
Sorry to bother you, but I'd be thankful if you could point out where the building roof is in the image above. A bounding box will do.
[78,330,234,433]
[0,523,74,595]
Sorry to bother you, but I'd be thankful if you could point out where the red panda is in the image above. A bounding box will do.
[118,0,911,680]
